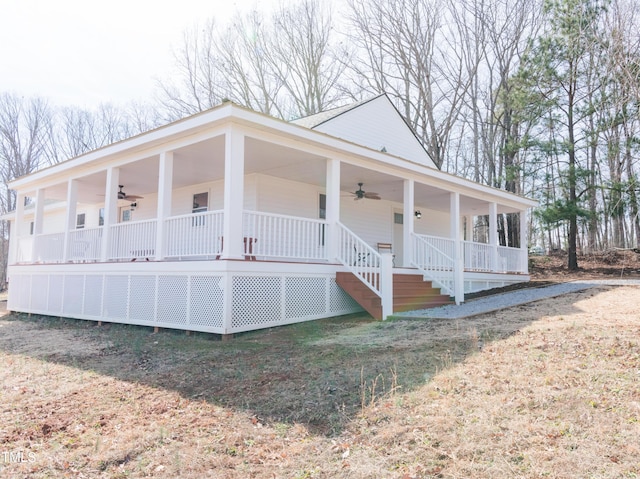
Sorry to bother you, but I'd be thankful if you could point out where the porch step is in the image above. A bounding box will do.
[335,272,453,320]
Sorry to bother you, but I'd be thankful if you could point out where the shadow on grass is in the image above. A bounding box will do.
[0,293,591,437]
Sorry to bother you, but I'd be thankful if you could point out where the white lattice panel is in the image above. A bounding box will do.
[232,276,282,328]
[157,276,188,324]
[31,275,49,312]
[129,275,156,322]
[84,275,104,317]
[18,275,32,311]
[48,275,64,315]
[189,276,224,328]
[330,280,362,313]
[285,277,326,319]
[63,275,85,316]
[8,275,27,311]
[104,275,129,320]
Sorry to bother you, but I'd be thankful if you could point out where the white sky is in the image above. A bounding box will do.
[0,0,275,108]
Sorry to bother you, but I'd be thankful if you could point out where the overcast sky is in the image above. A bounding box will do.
[0,0,276,108]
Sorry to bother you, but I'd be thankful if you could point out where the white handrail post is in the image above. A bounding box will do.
[380,252,394,320]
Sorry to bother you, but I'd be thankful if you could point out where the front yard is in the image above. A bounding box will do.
[0,278,639,477]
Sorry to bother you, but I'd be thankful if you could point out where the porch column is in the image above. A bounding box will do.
[325,158,340,261]
[62,179,79,262]
[450,192,464,304]
[31,188,45,261]
[402,179,415,267]
[155,151,174,260]
[489,202,498,271]
[101,167,120,261]
[520,208,529,273]
[222,126,245,259]
[10,193,27,264]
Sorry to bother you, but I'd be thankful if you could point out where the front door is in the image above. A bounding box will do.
[392,209,404,266]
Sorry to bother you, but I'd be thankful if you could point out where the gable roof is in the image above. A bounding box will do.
[291,94,437,169]
[290,97,373,129]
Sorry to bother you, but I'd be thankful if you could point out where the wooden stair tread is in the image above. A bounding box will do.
[335,272,453,320]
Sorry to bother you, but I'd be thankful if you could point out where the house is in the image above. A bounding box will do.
[5,95,536,335]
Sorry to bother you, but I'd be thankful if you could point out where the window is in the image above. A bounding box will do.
[76,213,86,229]
[99,208,105,226]
[121,209,131,222]
[29,222,34,235]
[192,192,208,226]
[318,193,326,219]
[394,212,403,225]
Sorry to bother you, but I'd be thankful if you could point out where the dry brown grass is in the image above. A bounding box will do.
[1,267,639,477]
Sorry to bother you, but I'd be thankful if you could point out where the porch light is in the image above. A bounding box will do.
[130,202,137,210]
[414,210,422,219]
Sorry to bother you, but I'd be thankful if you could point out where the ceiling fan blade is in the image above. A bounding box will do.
[365,194,381,200]
[124,194,143,200]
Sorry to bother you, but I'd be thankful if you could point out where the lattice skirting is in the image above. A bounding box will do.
[7,272,362,334]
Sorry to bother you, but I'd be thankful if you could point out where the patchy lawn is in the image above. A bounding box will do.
[1,263,639,477]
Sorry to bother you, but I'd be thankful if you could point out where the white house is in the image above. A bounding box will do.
[5,95,536,335]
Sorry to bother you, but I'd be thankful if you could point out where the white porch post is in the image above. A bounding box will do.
[325,158,340,261]
[380,252,394,319]
[450,192,464,304]
[489,202,498,272]
[101,167,120,261]
[31,188,45,261]
[10,193,26,264]
[62,179,79,262]
[222,126,245,259]
[520,208,529,273]
[155,151,174,260]
[402,179,414,267]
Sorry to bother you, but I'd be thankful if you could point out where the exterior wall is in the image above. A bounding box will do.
[7,261,363,334]
[313,97,437,168]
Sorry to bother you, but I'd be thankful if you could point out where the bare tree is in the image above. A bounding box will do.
[158,0,348,120]
[0,93,53,286]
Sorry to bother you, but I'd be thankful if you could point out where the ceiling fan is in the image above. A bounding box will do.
[350,182,381,201]
[117,185,143,201]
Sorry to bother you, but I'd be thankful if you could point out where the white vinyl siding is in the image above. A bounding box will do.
[312,96,436,168]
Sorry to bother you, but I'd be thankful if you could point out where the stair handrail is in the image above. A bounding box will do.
[335,222,382,297]
[411,233,455,297]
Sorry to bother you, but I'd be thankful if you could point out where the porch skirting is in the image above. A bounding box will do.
[7,261,362,335]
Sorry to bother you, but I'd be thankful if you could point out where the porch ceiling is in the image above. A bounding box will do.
[35,133,523,215]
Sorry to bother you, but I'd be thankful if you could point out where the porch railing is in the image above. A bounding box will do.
[411,233,455,296]
[243,211,328,261]
[498,246,527,273]
[16,237,34,263]
[68,227,103,262]
[463,241,492,272]
[109,219,157,261]
[34,232,65,263]
[336,222,381,296]
[165,210,224,258]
